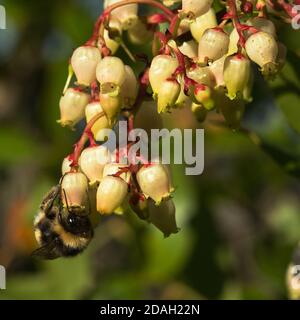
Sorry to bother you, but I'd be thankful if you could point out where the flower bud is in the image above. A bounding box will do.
[99,88,122,125]
[148,199,179,237]
[287,264,300,300]
[157,80,181,113]
[181,0,213,19]
[191,103,207,122]
[198,28,229,64]
[175,81,192,109]
[104,0,138,29]
[96,56,126,87]
[130,196,149,220]
[96,176,128,215]
[120,65,138,108]
[224,54,251,100]
[242,1,253,14]
[216,89,245,129]
[127,19,153,45]
[245,31,278,77]
[62,156,73,175]
[58,88,90,128]
[177,18,190,36]
[102,163,131,183]
[194,85,214,110]
[209,55,226,87]
[79,145,111,185]
[178,40,198,59]
[97,166,129,215]
[85,101,112,141]
[71,46,101,86]
[248,17,276,37]
[102,18,122,55]
[190,8,217,42]
[187,65,214,87]
[137,164,173,205]
[61,172,89,208]
[149,54,179,95]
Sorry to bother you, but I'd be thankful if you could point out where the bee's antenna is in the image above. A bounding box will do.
[59,172,68,186]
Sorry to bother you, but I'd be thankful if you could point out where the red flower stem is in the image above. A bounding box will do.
[118,68,149,165]
[86,129,97,147]
[147,13,169,24]
[171,46,197,92]
[113,166,131,178]
[227,0,246,48]
[154,31,170,54]
[173,46,185,70]
[88,0,175,45]
[169,15,181,37]
[277,0,297,18]
[102,0,174,20]
[70,112,105,170]
[91,81,99,101]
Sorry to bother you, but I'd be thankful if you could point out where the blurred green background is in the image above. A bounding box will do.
[0,0,300,300]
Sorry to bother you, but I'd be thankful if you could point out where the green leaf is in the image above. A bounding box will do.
[259,141,300,178]
[242,130,300,178]
[213,0,226,13]
[269,55,300,134]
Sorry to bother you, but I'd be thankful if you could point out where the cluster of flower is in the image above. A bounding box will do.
[37,0,291,246]
[59,0,287,132]
[148,0,286,128]
[61,151,177,237]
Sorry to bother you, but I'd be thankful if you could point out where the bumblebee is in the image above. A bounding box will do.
[32,184,93,259]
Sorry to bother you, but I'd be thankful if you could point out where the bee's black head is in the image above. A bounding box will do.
[59,207,93,238]
[33,210,92,260]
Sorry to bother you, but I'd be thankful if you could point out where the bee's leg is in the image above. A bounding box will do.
[40,185,61,212]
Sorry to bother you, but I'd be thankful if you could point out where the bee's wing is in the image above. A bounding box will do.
[31,241,60,260]
[40,185,61,212]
